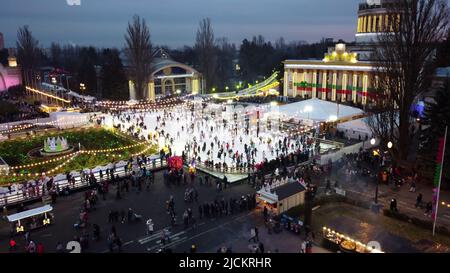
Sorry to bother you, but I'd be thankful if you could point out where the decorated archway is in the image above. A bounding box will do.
[128,49,203,100]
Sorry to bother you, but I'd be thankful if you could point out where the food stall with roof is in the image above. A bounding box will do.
[256,180,306,215]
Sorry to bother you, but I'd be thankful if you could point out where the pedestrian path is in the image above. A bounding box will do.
[136,222,208,252]
[322,172,450,229]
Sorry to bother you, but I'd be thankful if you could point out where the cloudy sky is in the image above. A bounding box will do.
[0,0,362,49]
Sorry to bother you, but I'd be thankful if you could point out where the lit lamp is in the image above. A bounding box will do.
[43,218,51,225]
[7,49,17,67]
[370,138,376,145]
[51,77,57,85]
[328,115,338,122]
[387,141,393,149]
[176,89,181,95]
[16,225,24,233]
[212,87,216,92]
[79,83,86,93]
[225,86,229,91]
[304,105,313,120]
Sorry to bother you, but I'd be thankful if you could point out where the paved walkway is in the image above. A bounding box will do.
[314,164,450,230]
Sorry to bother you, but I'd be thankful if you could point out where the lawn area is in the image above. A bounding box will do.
[0,127,156,185]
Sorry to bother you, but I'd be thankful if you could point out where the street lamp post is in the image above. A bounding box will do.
[371,139,392,210]
[369,138,381,204]
[51,77,57,105]
[80,83,86,93]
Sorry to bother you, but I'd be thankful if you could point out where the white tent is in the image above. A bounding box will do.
[337,117,373,140]
[277,98,364,122]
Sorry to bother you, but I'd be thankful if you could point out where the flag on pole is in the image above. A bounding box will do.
[432,126,448,236]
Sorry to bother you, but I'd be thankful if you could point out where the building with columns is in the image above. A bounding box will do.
[128,49,203,101]
[283,43,378,106]
[282,0,402,106]
[355,0,400,44]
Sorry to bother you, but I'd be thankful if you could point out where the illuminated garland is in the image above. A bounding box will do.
[3,141,148,176]
[97,94,192,106]
[0,118,90,134]
[0,124,34,134]
[25,86,71,103]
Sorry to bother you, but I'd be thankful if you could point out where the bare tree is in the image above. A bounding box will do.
[16,25,40,87]
[124,15,153,100]
[215,37,235,90]
[370,0,449,161]
[50,42,62,67]
[195,18,216,92]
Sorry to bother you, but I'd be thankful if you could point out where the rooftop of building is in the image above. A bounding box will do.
[283,43,374,66]
[358,0,399,11]
[272,181,306,200]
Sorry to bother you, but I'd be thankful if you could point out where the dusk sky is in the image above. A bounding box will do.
[1,0,362,49]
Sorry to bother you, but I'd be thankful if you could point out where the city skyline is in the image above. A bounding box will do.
[0,0,361,48]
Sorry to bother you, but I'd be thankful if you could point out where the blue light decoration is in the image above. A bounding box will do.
[412,100,425,118]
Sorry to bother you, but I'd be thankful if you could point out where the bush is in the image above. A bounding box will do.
[382,209,411,222]
[383,209,450,236]
[410,217,433,230]
[314,195,346,206]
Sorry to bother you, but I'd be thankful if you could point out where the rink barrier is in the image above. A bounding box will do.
[194,161,256,174]
[0,158,167,208]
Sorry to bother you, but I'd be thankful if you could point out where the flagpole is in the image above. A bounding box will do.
[433,125,448,236]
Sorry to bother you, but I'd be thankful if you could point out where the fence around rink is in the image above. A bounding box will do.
[0,156,167,208]
[194,161,256,175]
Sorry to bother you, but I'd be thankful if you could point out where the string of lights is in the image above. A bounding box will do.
[4,141,148,175]
[0,117,90,134]
[96,94,192,106]
[25,86,71,103]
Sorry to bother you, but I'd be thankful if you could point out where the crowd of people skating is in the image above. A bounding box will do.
[99,102,321,174]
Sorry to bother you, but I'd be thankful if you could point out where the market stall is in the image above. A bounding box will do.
[256,180,306,215]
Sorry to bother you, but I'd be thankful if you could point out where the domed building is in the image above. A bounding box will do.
[127,48,203,100]
[356,0,401,43]
[353,0,402,60]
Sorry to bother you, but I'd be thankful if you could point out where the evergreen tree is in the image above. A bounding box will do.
[101,48,128,100]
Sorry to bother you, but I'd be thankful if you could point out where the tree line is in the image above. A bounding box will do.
[13,16,338,100]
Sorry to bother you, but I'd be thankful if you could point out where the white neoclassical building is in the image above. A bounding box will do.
[282,0,404,107]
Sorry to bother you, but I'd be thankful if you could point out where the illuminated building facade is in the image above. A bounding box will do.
[282,0,402,106]
[283,43,377,106]
[128,49,203,101]
[0,33,22,92]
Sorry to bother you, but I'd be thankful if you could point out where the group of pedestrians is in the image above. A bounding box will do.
[198,194,257,220]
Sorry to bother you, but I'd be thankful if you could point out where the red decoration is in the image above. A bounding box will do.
[167,156,183,171]
[255,162,264,170]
